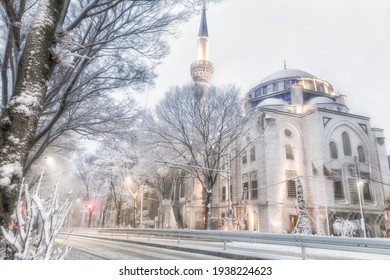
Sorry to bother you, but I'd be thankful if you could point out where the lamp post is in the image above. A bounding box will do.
[36,156,54,194]
[354,156,367,238]
[155,159,232,229]
[125,177,144,228]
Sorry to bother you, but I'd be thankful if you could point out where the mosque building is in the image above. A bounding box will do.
[178,2,390,236]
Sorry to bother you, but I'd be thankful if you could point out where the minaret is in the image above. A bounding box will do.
[190,0,214,100]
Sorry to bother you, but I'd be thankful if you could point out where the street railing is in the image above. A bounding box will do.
[94,228,390,259]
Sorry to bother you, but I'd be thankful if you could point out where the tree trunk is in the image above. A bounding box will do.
[0,0,65,226]
[204,192,212,230]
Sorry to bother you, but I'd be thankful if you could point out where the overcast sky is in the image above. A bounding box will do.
[140,0,390,154]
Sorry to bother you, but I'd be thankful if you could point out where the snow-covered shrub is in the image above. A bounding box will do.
[0,179,71,260]
[333,217,358,237]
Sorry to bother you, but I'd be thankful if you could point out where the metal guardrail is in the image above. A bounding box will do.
[96,228,390,259]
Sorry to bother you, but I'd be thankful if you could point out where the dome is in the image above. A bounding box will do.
[257,98,288,107]
[260,69,316,84]
[306,96,335,105]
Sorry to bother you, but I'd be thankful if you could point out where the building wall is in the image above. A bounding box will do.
[221,103,390,235]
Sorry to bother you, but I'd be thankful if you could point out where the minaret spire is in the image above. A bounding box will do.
[190,0,214,100]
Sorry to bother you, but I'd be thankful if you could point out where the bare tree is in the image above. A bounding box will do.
[147,84,249,229]
[0,0,217,227]
[132,153,182,228]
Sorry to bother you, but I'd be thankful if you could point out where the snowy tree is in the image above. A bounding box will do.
[132,151,184,228]
[294,178,312,235]
[333,217,358,237]
[0,0,221,228]
[147,84,249,229]
[0,178,71,260]
[0,0,66,231]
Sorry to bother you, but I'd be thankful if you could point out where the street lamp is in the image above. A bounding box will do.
[155,159,232,229]
[36,156,54,193]
[125,176,144,228]
[354,156,367,238]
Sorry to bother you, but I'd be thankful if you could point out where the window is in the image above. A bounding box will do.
[286,170,297,198]
[243,182,249,200]
[342,132,352,156]
[267,84,273,93]
[332,170,344,199]
[307,80,315,91]
[179,180,186,198]
[361,172,371,202]
[251,180,258,200]
[273,83,279,92]
[250,146,256,161]
[316,82,324,93]
[284,81,291,90]
[329,141,338,159]
[221,185,227,202]
[284,128,293,138]
[250,172,258,200]
[363,183,371,202]
[287,180,296,197]
[285,143,294,160]
[357,145,366,162]
[242,150,247,164]
[289,215,297,232]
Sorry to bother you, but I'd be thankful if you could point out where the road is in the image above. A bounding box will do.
[58,231,390,260]
[57,234,227,260]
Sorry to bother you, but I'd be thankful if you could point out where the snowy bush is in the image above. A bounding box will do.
[0,179,71,260]
[208,217,245,230]
[332,217,358,237]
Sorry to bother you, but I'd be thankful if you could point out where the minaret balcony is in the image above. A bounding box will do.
[190,60,214,84]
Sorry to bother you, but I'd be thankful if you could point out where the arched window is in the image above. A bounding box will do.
[286,170,297,198]
[285,143,294,160]
[357,145,366,162]
[342,132,352,156]
[329,141,338,159]
[332,170,344,199]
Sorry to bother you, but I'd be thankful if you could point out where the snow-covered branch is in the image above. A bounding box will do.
[0,178,71,260]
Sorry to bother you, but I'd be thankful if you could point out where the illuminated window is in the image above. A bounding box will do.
[290,215,297,232]
[357,145,366,162]
[329,141,338,159]
[342,132,352,156]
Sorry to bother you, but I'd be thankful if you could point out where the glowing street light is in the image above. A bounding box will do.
[36,156,54,193]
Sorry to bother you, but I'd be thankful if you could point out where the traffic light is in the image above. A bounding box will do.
[85,201,96,213]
